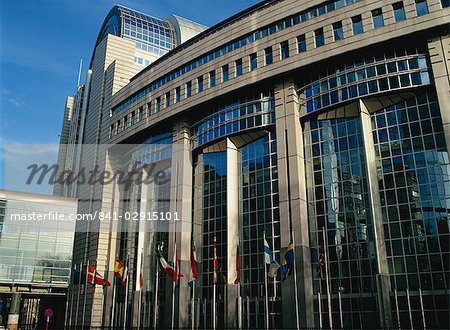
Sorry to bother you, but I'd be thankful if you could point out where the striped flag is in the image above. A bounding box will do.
[213,237,219,285]
[189,243,198,284]
[264,237,280,278]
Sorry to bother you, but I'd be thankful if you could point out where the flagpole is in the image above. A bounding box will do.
[65,264,73,328]
[406,288,413,328]
[213,236,217,330]
[75,261,82,327]
[419,288,426,329]
[111,266,117,327]
[237,234,242,330]
[213,278,216,330]
[322,228,333,329]
[171,241,177,330]
[153,247,159,330]
[238,281,242,329]
[291,230,300,330]
[138,248,143,329]
[123,255,129,329]
[191,278,196,330]
[263,231,270,330]
[394,289,401,328]
[82,260,89,326]
[68,265,76,327]
[338,290,343,328]
[318,292,323,328]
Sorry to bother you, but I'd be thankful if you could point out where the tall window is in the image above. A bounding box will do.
[165,92,170,108]
[175,87,181,103]
[236,59,243,76]
[249,53,257,71]
[297,34,307,52]
[222,65,229,82]
[393,2,406,22]
[147,101,152,116]
[186,81,192,98]
[280,41,289,60]
[265,47,273,65]
[139,107,143,122]
[372,8,384,28]
[352,15,364,35]
[156,97,161,112]
[315,28,325,47]
[333,22,344,41]
[442,0,450,8]
[415,0,429,16]
[197,76,204,92]
[210,70,216,87]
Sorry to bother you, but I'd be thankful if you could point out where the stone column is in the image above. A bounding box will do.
[428,33,450,156]
[274,80,314,329]
[165,120,194,328]
[359,100,393,328]
[225,138,240,328]
[7,291,20,330]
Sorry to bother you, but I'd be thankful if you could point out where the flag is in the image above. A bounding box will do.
[264,238,273,264]
[317,244,325,277]
[234,243,240,285]
[264,237,280,278]
[189,243,198,284]
[213,237,219,285]
[173,243,183,282]
[87,262,95,284]
[137,250,144,291]
[122,258,128,286]
[281,241,294,282]
[157,245,182,283]
[87,263,111,287]
[114,257,124,280]
[73,264,81,284]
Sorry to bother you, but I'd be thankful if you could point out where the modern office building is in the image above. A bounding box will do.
[58,0,450,328]
[0,190,77,328]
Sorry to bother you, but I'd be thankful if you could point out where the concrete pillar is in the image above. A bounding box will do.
[7,292,20,330]
[427,33,450,156]
[165,119,194,328]
[359,100,393,328]
[274,80,314,329]
[225,138,239,328]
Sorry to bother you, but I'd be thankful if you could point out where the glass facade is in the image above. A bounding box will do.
[121,7,175,57]
[299,47,431,115]
[240,133,281,327]
[370,89,449,329]
[304,116,380,328]
[299,42,449,329]
[192,93,275,148]
[193,131,281,328]
[0,195,76,284]
[193,151,228,328]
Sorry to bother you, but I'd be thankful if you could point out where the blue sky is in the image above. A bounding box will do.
[0,0,260,146]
